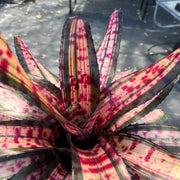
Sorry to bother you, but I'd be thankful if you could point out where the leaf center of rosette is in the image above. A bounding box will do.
[72,133,98,150]
[65,103,87,125]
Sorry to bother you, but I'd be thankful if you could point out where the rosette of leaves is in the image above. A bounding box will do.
[0,9,180,179]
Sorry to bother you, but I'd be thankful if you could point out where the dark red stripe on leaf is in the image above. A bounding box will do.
[0,58,9,74]
[97,9,123,91]
[59,16,100,116]
[83,48,180,133]
[144,148,155,162]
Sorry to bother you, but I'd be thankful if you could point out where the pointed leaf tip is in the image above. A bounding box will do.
[59,16,100,116]
[97,9,123,91]
[14,36,60,88]
[83,47,180,133]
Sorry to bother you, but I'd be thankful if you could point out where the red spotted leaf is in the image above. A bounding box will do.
[108,85,171,132]
[65,103,87,125]
[112,69,133,83]
[0,120,60,152]
[71,136,131,179]
[0,85,57,124]
[131,109,166,125]
[123,124,180,154]
[47,163,72,180]
[14,36,60,88]
[0,118,71,179]
[97,9,123,91]
[0,150,46,179]
[59,16,100,116]
[0,33,88,137]
[82,48,180,133]
[31,79,65,115]
[9,151,59,179]
[105,133,180,179]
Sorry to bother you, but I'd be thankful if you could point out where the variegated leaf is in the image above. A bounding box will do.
[32,80,65,114]
[0,149,47,179]
[123,124,180,154]
[96,9,123,91]
[105,133,180,179]
[0,33,88,137]
[112,69,133,83]
[47,162,72,180]
[82,48,180,133]
[131,109,166,125]
[59,16,100,116]
[71,136,131,180]
[14,36,60,88]
[65,103,87,125]
[108,81,172,132]
[9,151,58,180]
[0,120,60,152]
[0,119,73,179]
[0,85,57,124]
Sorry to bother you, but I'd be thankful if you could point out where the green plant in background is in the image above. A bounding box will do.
[0,9,180,179]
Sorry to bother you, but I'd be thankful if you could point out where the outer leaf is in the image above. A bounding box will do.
[123,124,180,153]
[112,69,133,83]
[9,151,58,180]
[82,48,180,133]
[32,80,65,114]
[131,109,166,125]
[105,133,180,179]
[0,33,88,137]
[47,162,72,180]
[0,120,60,152]
[65,103,87,125]
[59,16,100,116]
[0,119,73,179]
[71,136,131,180]
[108,80,173,132]
[0,150,47,179]
[96,9,123,91]
[14,36,60,88]
[0,86,57,124]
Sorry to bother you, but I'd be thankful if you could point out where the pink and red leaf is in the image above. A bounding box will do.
[123,124,180,154]
[82,48,180,133]
[59,16,100,116]
[14,36,60,88]
[105,133,180,179]
[71,136,131,179]
[97,9,123,91]
[0,33,88,137]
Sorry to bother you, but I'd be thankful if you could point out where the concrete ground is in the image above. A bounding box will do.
[0,0,180,126]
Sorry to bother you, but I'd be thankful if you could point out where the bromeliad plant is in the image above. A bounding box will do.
[0,9,180,179]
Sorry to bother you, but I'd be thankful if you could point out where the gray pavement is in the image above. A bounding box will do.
[0,0,180,126]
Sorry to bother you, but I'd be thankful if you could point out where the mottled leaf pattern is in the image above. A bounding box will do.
[65,103,87,125]
[108,84,171,132]
[112,69,133,83]
[32,81,65,114]
[59,16,100,116]
[0,8,180,180]
[0,120,59,151]
[71,136,131,180]
[83,48,180,133]
[9,151,58,180]
[131,109,166,125]
[0,150,45,179]
[0,33,88,137]
[105,133,180,179]
[123,124,180,153]
[47,162,72,180]
[96,9,123,91]
[14,36,60,88]
[0,85,57,124]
